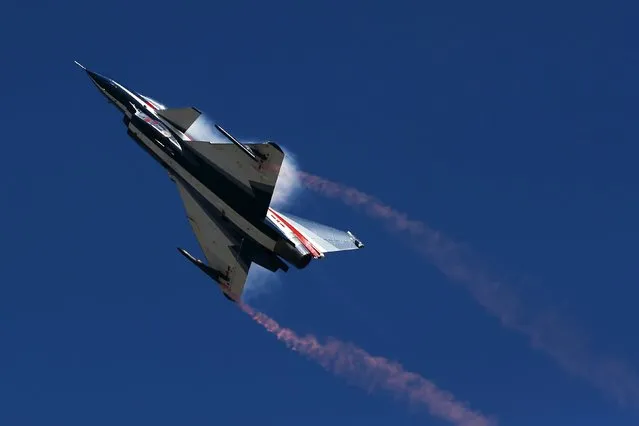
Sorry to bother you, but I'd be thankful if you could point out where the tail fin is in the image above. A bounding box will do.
[267,209,364,257]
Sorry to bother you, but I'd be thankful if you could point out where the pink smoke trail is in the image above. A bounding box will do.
[298,171,639,408]
[239,303,497,426]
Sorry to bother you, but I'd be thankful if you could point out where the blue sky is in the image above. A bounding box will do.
[2,0,639,425]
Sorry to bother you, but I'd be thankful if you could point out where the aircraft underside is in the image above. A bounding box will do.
[77,61,364,302]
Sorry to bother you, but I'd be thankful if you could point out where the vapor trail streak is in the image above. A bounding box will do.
[240,304,497,426]
[298,172,639,407]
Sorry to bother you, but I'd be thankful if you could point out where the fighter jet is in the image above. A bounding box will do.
[76,61,364,302]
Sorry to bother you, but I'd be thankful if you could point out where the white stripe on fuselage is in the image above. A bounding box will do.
[127,122,278,251]
[113,81,148,111]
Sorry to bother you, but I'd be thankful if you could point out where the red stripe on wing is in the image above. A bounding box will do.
[269,209,322,258]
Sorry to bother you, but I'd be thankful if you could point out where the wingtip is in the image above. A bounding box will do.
[347,231,365,248]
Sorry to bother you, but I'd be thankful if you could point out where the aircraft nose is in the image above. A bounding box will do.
[86,69,112,91]
[75,61,113,92]
[87,70,109,88]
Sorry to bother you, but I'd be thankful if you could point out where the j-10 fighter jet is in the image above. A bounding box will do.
[76,61,364,303]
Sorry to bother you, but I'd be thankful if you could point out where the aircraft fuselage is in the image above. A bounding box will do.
[78,63,311,272]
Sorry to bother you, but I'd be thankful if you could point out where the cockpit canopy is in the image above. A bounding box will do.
[138,94,167,111]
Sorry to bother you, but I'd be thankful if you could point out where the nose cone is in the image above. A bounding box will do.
[74,60,114,92]
[75,61,133,115]
[86,69,112,90]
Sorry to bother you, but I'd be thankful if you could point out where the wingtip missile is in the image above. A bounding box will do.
[347,231,364,248]
[177,247,237,303]
[177,247,196,263]
[177,247,230,282]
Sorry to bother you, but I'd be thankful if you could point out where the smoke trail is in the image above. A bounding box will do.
[183,116,303,298]
[298,172,639,407]
[240,304,497,426]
